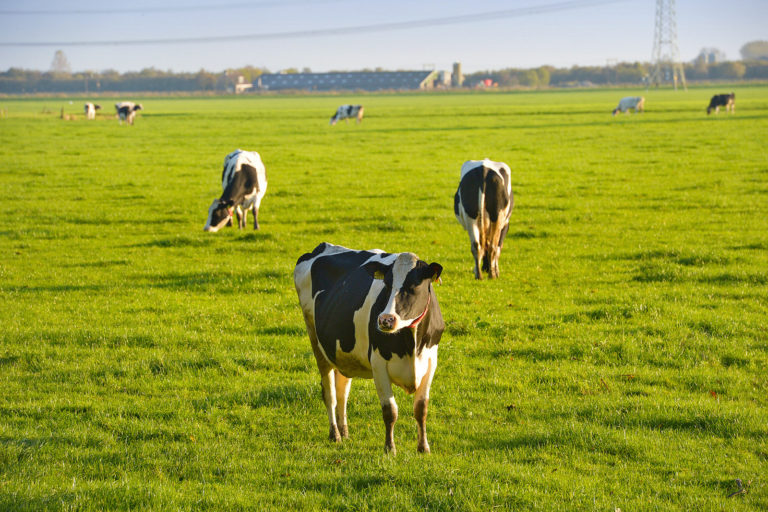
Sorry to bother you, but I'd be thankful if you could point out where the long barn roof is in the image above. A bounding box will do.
[257,70,436,91]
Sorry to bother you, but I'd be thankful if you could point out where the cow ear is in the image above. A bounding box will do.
[364,261,388,280]
[425,263,443,284]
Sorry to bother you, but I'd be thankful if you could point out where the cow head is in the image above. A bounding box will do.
[329,114,338,126]
[204,198,233,232]
[366,253,442,333]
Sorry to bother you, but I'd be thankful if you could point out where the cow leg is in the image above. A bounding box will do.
[414,352,437,453]
[490,246,502,279]
[239,206,248,229]
[252,204,260,230]
[308,333,341,442]
[372,361,398,454]
[471,241,484,280]
[334,371,352,438]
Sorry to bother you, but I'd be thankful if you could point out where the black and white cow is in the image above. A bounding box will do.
[454,159,514,280]
[707,93,735,115]
[294,243,444,454]
[84,103,101,120]
[330,104,364,125]
[612,96,645,116]
[115,101,143,125]
[204,149,267,232]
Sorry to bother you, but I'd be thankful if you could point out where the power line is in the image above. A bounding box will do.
[0,0,344,15]
[0,0,628,47]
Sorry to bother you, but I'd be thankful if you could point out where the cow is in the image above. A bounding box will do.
[115,101,143,125]
[204,149,267,232]
[707,93,735,115]
[84,103,101,120]
[612,96,645,116]
[454,159,514,280]
[330,104,364,125]
[294,242,444,454]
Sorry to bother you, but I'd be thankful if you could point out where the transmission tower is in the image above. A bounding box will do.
[649,0,686,90]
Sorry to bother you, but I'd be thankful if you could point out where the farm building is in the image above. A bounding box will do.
[256,70,440,92]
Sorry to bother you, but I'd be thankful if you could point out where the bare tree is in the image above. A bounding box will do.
[50,50,72,75]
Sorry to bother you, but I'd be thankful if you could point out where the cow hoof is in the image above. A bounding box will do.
[384,444,397,456]
[339,425,349,439]
[417,443,431,454]
[329,425,342,443]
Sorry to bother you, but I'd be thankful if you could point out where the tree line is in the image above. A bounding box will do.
[463,60,768,88]
[1,60,767,94]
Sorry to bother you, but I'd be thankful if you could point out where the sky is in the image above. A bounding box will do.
[0,0,765,74]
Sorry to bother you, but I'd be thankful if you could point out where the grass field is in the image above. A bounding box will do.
[1,86,767,511]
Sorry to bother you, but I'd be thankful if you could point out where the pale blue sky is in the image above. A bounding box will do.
[0,0,765,73]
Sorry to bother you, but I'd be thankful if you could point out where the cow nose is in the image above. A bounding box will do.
[378,314,396,331]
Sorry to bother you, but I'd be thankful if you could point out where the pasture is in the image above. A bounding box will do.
[0,86,766,511]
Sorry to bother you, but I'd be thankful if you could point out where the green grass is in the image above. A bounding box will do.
[1,86,767,511]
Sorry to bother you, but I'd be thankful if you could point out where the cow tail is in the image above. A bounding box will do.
[478,167,491,273]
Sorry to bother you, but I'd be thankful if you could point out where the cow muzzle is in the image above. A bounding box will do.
[377,314,397,333]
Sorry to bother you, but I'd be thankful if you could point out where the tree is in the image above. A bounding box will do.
[536,67,551,87]
[50,50,71,75]
[740,40,768,61]
[710,61,746,79]
[519,70,539,87]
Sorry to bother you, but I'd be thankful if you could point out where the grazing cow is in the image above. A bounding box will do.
[707,93,735,115]
[612,96,645,116]
[454,159,514,280]
[330,104,364,125]
[294,243,444,454]
[115,101,143,125]
[84,103,101,120]
[204,149,267,232]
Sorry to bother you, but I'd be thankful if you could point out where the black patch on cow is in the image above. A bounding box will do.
[314,265,375,361]
[220,163,259,205]
[456,166,485,219]
[393,262,432,320]
[418,287,444,354]
[484,170,509,223]
[306,248,385,363]
[209,203,231,227]
[297,242,330,266]
[309,250,381,300]
[708,93,735,113]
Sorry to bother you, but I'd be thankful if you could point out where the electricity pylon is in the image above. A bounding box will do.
[649,0,686,90]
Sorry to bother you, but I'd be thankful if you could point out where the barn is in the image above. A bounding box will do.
[256,70,439,92]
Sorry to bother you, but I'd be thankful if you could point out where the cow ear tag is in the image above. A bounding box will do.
[433,276,443,285]
[374,270,385,280]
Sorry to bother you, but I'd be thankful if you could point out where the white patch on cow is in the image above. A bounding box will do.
[378,253,423,332]
[84,103,96,120]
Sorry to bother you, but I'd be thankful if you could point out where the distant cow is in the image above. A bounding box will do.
[204,149,267,232]
[294,243,444,454]
[330,104,364,125]
[707,93,735,115]
[84,103,101,120]
[454,159,514,279]
[115,101,143,125]
[612,96,645,116]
